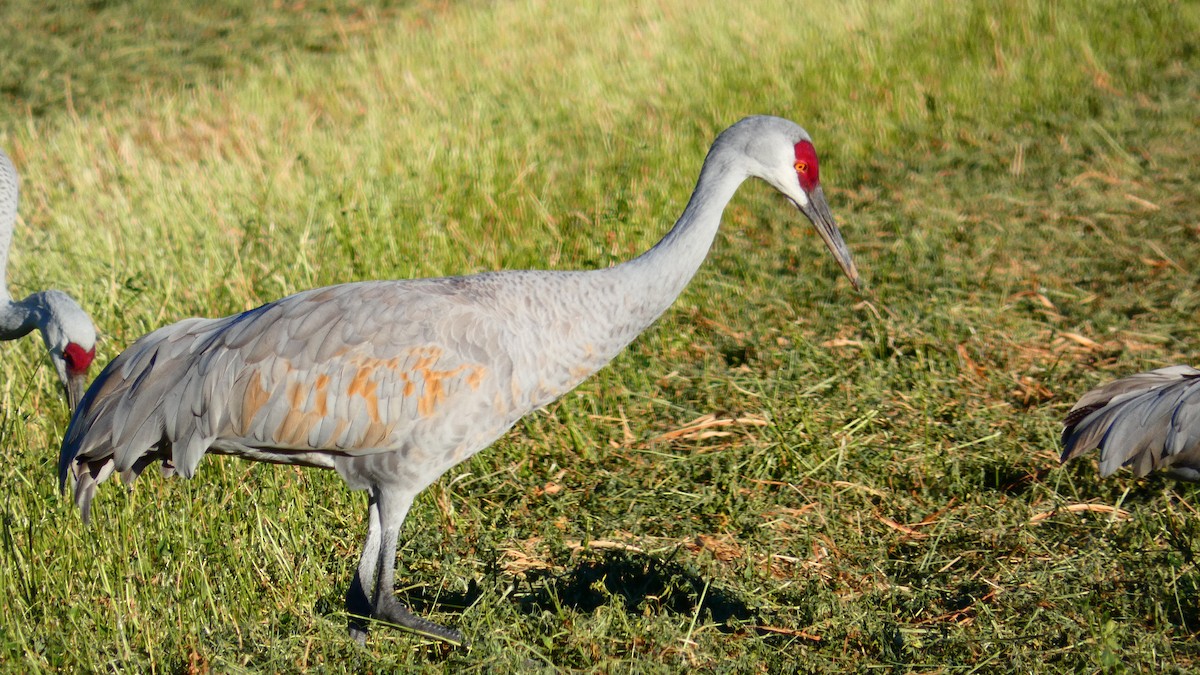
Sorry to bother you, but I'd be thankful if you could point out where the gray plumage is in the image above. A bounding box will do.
[0,147,97,411]
[59,116,860,645]
[1061,365,1200,480]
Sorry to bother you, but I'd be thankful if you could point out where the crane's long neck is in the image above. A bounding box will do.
[0,150,25,336]
[0,149,18,306]
[0,295,40,341]
[503,142,753,414]
[605,144,749,339]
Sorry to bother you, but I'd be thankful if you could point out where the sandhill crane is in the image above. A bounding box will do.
[59,115,860,645]
[0,147,96,411]
[1061,365,1200,480]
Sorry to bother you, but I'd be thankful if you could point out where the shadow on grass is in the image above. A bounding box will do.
[333,549,761,637]
[514,549,755,630]
[979,465,1054,495]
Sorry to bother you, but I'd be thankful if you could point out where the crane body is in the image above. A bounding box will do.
[60,116,860,644]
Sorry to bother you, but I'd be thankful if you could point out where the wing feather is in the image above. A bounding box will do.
[1165,394,1200,456]
[59,279,523,519]
[1061,365,1200,478]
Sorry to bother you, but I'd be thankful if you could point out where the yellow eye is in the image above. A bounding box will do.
[794,161,808,173]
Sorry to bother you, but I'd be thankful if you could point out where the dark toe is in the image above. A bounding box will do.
[376,598,467,647]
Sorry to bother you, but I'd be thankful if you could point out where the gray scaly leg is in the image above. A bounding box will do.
[347,485,467,647]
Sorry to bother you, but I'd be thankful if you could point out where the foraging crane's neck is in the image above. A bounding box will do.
[0,149,28,337]
[0,152,82,348]
[0,294,45,341]
[0,149,18,308]
[612,141,749,332]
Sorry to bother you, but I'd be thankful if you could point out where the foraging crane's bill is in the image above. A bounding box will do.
[1061,365,1200,480]
[0,148,96,411]
[59,116,860,646]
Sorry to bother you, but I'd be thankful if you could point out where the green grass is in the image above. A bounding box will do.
[0,0,1198,671]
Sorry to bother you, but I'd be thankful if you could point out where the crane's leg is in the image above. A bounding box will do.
[345,485,466,647]
[346,488,383,643]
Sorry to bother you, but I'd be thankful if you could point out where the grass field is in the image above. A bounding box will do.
[0,0,1198,671]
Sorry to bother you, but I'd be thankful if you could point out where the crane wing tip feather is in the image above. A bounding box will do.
[74,477,95,524]
[1060,407,1103,464]
[1059,437,1095,465]
[67,458,117,525]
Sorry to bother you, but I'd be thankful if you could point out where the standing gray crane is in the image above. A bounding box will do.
[1062,365,1200,480]
[59,115,860,645]
[0,147,96,411]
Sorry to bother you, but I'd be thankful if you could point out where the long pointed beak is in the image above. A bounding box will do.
[798,185,860,290]
[66,372,87,415]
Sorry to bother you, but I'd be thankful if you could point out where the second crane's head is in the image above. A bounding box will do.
[727,115,861,290]
[35,290,97,413]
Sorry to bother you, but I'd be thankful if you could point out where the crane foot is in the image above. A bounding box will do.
[348,596,468,648]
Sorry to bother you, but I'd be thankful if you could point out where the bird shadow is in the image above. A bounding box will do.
[314,548,780,648]
[331,548,760,635]
[977,464,1055,496]
[509,548,755,630]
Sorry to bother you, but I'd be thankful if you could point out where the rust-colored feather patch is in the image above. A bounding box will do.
[239,372,270,435]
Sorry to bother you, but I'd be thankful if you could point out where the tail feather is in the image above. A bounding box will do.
[72,458,116,524]
[1166,394,1200,457]
[57,316,228,521]
[1061,365,1200,478]
[119,450,174,486]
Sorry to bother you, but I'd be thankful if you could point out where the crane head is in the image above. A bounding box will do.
[34,290,97,413]
[795,143,859,290]
[736,116,861,290]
